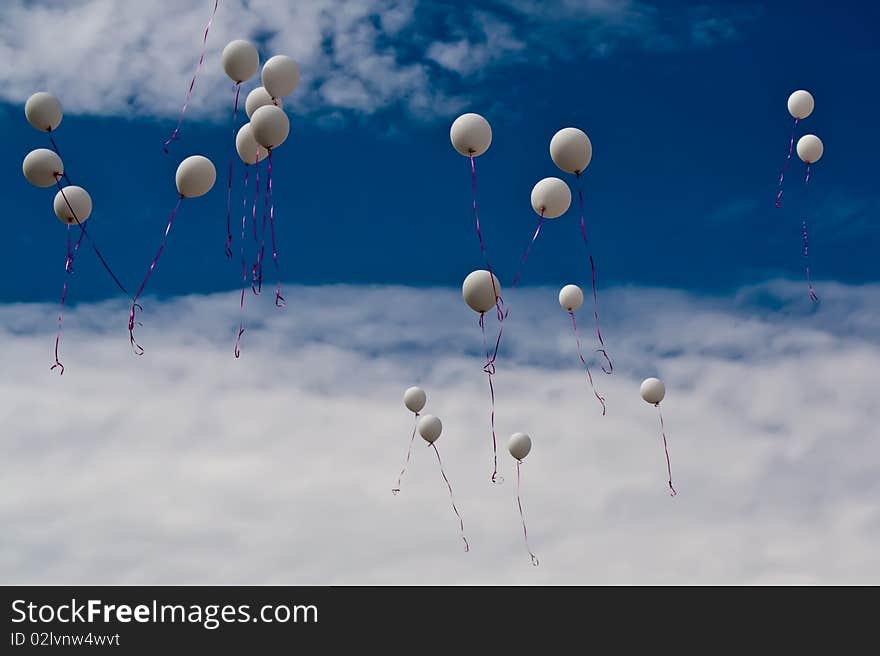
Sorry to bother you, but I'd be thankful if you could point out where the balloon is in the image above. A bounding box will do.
[175,155,217,198]
[796,134,823,164]
[222,39,259,83]
[25,92,63,132]
[558,284,584,312]
[245,87,282,119]
[417,414,442,444]
[531,177,571,219]
[787,90,814,120]
[550,127,592,174]
[262,55,301,98]
[53,186,92,225]
[250,105,290,149]
[508,432,532,461]
[235,123,268,165]
[462,270,501,313]
[450,113,492,157]
[404,386,427,414]
[22,148,63,187]
[640,377,666,405]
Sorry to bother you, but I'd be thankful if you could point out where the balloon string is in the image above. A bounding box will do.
[576,172,613,374]
[162,0,219,153]
[253,150,271,296]
[802,165,819,303]
[234,165,250,358]
[479,313,503,484]
[775,117,799,208]
[128,196,184,355]
[267,150,285,307]
[250,156,262,294]
[47,131,73,186]
[656,405,677,497]
[225,83,241,258]
[470,155,506,322]
[569,312,606,415]
[511,212,544,289]
[431,443,469,553]
[516,461,539,566]
[391,412,419,495]
[50,225,85,375]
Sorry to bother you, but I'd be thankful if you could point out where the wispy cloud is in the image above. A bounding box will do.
[1,281,878,583]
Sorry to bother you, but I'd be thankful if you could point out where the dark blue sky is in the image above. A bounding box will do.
[3,0,878,304]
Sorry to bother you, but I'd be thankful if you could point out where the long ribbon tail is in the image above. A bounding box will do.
[252,150,271,296]
[225,83,241,258]
[391,413,419,495]
[54,179,129,297]
[162,0,219,152]
[569,311,606,415]
[511,213,544,289]
[267,151,285,307]
[234,165,250,358]
[480,313,503,484]
[657,405,677,497]
[50,225,84,374]
[250,157,262,294]
[431,443,469,553]
[516,461,539,566]
[775,117,799,208]
[802,164,819,303]
[576,173,613,374]
[128,197,184,355]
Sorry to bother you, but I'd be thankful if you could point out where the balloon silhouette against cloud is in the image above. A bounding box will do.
[640,377,677,497]
[797,133,824,303]
[559,285,606,414]
[391,386,427,495]
[508,432,539,566]
[550,127,612,374]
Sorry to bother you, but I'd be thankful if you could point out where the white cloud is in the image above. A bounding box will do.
[0,0,757,122]
[1,281,879,584]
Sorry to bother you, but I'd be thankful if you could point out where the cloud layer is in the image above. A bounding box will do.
[0,0,757,121]
[1,280,878,584]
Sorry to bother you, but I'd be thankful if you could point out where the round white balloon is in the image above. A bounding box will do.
[787,90,814,120]
[235,123,268,165]
[640,377,666,405]
[403,386,427,414]
[558,284,584,312]
[450,113,492,157]
[53,186,92,225]
[417,414,442,444]
[222,39,259,83]
[531,177,571,218]
[22,148,64,188]
[175,155,217,198]
[508,432,532,461]
[25,92,63,132]
[250,105,290,149]
[550,127,592,174]
[245,87,282,119]
[262,55,301,98]
[796,134,824,164]
[462,270,502,313]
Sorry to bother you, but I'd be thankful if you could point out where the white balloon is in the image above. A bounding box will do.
[222,39,259,83]
[175,155,217,198]
[235,123,268,165]
[558,284,584,312]
[53,186,92,225]
[22,148,63,188]
[450,113,492,157]
[403,386,427,414]
[25,92,63,132]
[531,177,571,218]
[640,377,666,405]
[462,270,501,313]
[262,55,301,98]
[250,105,290,149]
[797,134,824,164]
[508,432,532,461]
[550,127,592,174]
[787,90,814,120]
[245,87,282,119]
[417,414,442,444]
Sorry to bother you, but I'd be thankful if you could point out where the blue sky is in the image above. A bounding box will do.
[3,0,878,304]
